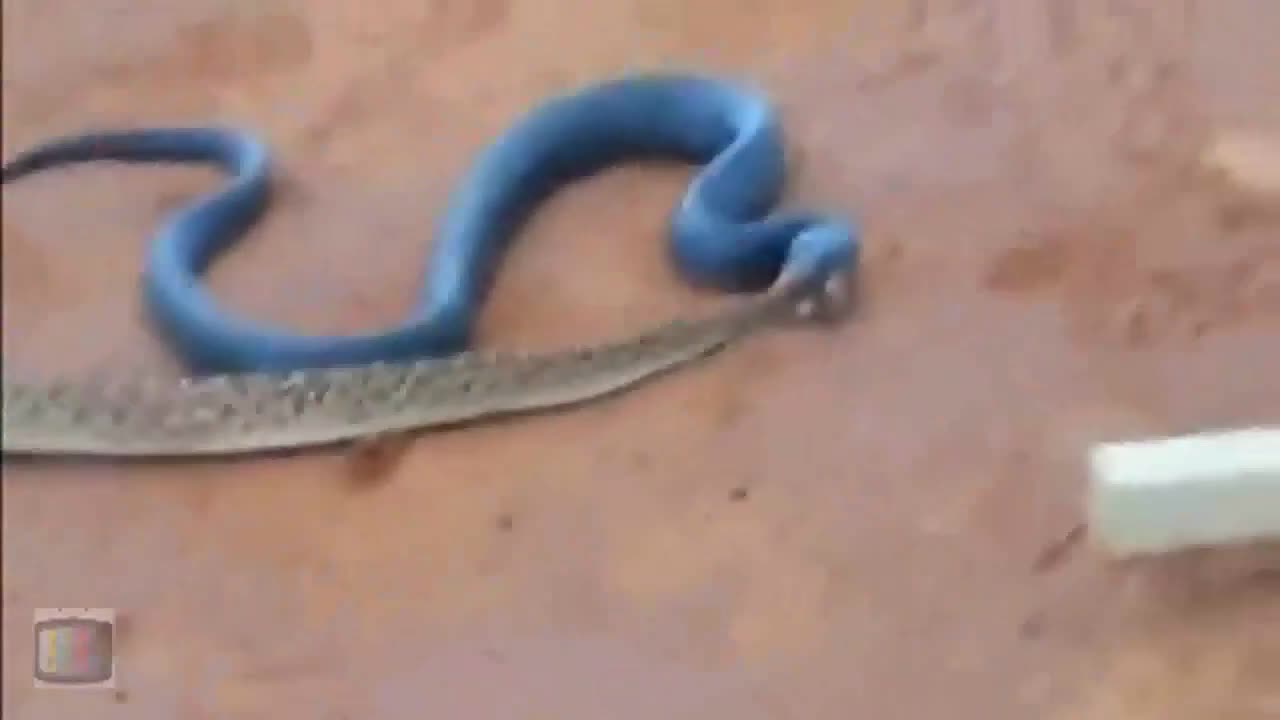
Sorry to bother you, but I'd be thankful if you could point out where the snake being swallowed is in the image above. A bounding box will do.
[1,73,859,457]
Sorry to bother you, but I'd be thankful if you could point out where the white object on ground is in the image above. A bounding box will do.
[1200,128,1280,194]
[1087,427,1280,556]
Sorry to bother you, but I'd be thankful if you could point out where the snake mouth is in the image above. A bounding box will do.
[790,269,855,325]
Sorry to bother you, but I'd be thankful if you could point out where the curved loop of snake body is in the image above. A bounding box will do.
[1,72,859,457]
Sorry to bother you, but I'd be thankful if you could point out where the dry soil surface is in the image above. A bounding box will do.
[3,0,1279,718]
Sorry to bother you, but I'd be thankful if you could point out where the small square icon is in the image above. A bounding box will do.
[33,608,116,689]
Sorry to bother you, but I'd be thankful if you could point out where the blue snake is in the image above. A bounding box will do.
[2,73,858,375]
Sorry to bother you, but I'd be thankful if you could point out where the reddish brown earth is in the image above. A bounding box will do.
[3,1,1279,717]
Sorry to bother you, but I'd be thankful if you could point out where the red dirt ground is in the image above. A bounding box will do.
[4,0,1278,717]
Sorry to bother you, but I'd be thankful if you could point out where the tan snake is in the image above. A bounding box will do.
[1,271,850,458]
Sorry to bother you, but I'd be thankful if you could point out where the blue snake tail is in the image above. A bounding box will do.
[1,128,268,182]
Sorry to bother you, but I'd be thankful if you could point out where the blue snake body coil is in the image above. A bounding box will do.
[2,73,858,374]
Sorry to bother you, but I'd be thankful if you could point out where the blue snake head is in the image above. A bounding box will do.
[774,222,859,325]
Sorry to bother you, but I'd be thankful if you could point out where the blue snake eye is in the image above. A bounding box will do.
[782,221,858,288]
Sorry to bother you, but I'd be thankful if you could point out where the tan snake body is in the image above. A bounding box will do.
[2,273,846,458]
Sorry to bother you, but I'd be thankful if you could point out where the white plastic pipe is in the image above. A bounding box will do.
[1087,427,1280,556]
